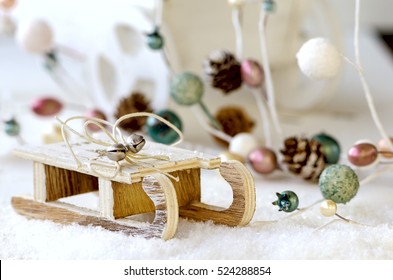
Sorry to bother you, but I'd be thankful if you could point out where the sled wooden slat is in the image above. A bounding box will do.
[12,140,255,239]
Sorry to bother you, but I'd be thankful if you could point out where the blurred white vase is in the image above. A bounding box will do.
[162,0,341,112]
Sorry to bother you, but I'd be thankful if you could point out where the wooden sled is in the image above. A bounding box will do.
[12,140,256,240]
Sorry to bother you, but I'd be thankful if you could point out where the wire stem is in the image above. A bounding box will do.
[353,0,393,152]
[258,8,282,143]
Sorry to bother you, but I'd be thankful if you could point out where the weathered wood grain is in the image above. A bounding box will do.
[12,173,179,240]
[142,174,179,240]
[98,178,114,219]
[13,138,257,239]
[179,160,256,226]
[112,168,200,219]
[13,141,221,184]
[44,165,99,201]
[33,162,46,202]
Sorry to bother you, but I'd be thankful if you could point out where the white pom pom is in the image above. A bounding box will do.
[16,19,54,54]
[296,37,342,80]
[229,133,259,159]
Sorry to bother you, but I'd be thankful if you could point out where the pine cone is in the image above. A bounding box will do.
[203,49,242,94]
[280,137,327,181]
[214,106,255,146]
[114,92,153,132]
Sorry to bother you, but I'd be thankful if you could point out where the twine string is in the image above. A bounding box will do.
[352,0,393,152]
[56,112,183,181]
[232,6,244,60]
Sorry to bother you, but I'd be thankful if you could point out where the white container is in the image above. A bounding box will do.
[162,0,341,111]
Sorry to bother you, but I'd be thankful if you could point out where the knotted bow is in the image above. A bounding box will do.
[56,112,183,180]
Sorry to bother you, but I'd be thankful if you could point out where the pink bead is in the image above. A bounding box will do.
[248,147,277,174]
[31,97,63,116]
[348,142,379,167]
[240,59,265,88]
[16,19,54,54]
[85,109,107,132]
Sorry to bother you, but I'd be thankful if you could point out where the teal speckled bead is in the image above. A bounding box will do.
[170,72,204,106]
[146,109,182,145]
[272,191,299,213]
[4,118,20,136]
[319,164,359,204]
[146,29,164,50]
[312,133,341,164]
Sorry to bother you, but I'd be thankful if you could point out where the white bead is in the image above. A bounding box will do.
[228,0,244,7]
[16,19,54,54]
[219,151,244,163]
[320,200,337,217]
[296,37,342,80]
[229,133,259,159]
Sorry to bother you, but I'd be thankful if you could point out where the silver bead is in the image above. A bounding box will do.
[106,143,127,162]
[126,134,146,153]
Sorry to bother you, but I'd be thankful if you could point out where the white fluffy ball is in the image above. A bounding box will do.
[229,133,259,159]
[296,37,342,80]
[16,19,54,54]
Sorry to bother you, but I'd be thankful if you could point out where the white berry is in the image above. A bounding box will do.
[229,133,259,159]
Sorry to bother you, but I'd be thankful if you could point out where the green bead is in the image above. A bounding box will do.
[319,164,359,204]
[170,72,204,106]
[272,191,299,213]
[146,30,164,50]
[312,133,341,164]
[146,109,182,145]
[44,50,58,71]
[4,118,20,136]
[263,0,276,13]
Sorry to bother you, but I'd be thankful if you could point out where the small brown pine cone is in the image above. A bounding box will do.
[213,106,255,146]
[280,136,327,181]
[203,49,242,94]
[114,92,153,132]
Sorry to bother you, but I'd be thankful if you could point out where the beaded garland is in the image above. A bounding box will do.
[240,59,265,88]
[312,133,341,164]
[3,118,20,136]
[5,0,393,232]
[31,97,63,117]
[262,0,276,12]
[296,37,342,80]
[146,28,164,50]
[272,191,299,213]
[270,164,362,226]
[319,200,337,217]
[146,109,182,145]
[170,72,204,106]
[348,142,379,167]
[319,164,359,204]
